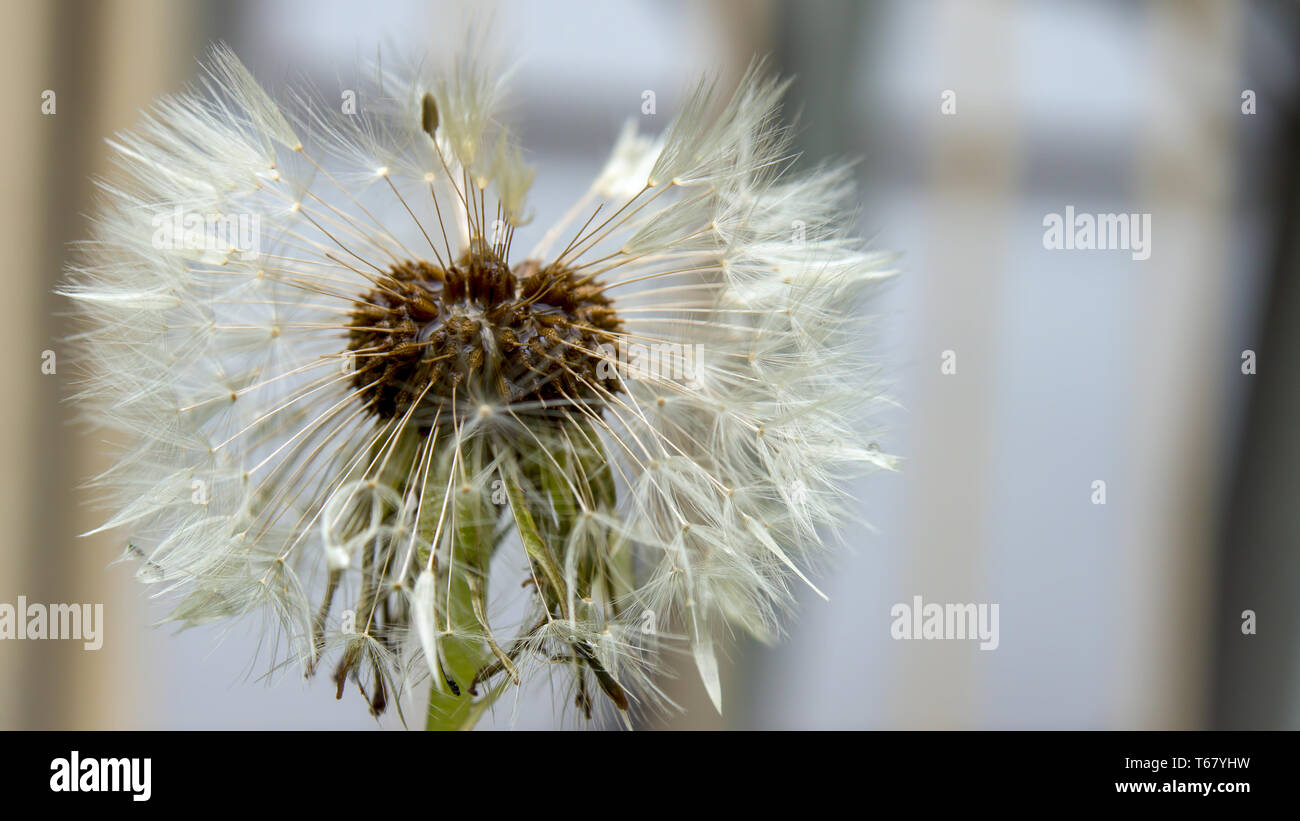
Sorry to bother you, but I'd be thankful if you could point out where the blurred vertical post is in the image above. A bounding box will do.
[0,0,56,730]
[890,0,1018,728]
[0,0,195,730]
[1119,0,1240,728]
[1212,0,1300,731]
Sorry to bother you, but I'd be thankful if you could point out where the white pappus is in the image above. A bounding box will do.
[61,42,896,728]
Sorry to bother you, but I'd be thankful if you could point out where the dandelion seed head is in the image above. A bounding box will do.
[62,41,894,727]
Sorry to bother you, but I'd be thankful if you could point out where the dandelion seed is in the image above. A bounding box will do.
[62,43,895,729]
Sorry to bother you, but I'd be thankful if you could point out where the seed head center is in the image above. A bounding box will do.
[346,241,621,420]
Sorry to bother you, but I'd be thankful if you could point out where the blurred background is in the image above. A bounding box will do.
[1,0,1297,729]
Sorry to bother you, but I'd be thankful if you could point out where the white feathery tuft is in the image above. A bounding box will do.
[62,43,895,727]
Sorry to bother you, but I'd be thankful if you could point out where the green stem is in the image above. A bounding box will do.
[421,437,499,731]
